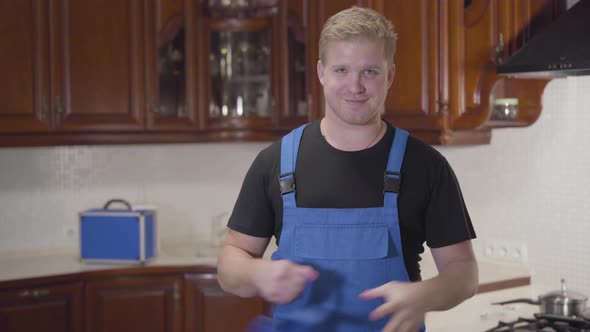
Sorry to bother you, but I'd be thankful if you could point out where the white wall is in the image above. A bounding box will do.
[439,76,590,297]
[0,142,269,253]
[1,77,589,298]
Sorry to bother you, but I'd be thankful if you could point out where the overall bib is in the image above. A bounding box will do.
[255,124,426,332]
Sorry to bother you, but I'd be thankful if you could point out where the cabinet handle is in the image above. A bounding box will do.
[55,96,64,116]
[19,289,50,298]
[150,100,161,116]
[41,96,50,121]
[173,281,181,310]
[494,33,505,64]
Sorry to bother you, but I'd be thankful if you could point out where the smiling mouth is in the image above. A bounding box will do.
[345,99,368,107]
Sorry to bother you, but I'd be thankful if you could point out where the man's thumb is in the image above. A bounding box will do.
[298,265,319,281]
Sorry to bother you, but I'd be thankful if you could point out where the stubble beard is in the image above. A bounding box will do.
[324,98,384,127]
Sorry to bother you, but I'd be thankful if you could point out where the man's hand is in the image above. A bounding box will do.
[359,281,427,332]
[252,259,319,304]
[357,241,479,332]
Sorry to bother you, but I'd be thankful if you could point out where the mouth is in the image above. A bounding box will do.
[345,99,368,106]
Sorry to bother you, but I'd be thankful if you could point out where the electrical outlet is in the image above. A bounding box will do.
[210,211,229,247]
[63,226,77,240]
[483,240,528,264]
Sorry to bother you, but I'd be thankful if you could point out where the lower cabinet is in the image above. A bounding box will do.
[85,275,183,332]
[0,281,83,332]
[185,273,270,332]
[0,268,270,332]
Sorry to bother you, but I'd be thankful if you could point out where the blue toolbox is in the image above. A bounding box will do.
[80,199,156,263]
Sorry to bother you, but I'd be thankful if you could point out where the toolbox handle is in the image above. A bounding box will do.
[103,199,132,210]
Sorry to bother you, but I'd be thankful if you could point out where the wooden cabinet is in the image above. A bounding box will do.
[446,0,566,144]
[0,0,566,146]
[51,0,146,132]
[0,281,83,332]
[185,273,270,332]
[85,275,182,332]
[307,0,565,145]
[0,267,270,332]
[144,0,200,131]
[376,1,443,134]
[290,0,565,144]
[197,0,311,139]
[0,0,146,136]
[0,1,51,133]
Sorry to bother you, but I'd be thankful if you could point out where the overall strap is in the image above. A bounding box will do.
[384,128,409,207]
[280,124,307,208]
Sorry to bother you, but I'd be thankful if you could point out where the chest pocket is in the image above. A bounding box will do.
[294,223,389,260]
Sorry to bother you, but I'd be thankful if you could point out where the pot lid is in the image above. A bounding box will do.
[542,279,588,303]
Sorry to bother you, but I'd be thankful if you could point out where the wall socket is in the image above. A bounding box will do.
[209,211,229,247]
[483,240,528,264]
[63,226,77,241]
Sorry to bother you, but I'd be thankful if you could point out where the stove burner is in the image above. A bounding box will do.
[484,313,590,331]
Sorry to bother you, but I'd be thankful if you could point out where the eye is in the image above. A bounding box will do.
[333,67,347,74]
[363,69,379,77]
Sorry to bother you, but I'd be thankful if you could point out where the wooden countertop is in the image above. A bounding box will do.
[419,249,531,294]
[0,243,530,293]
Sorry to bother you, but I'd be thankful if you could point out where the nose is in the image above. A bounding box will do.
[347,73,366,94]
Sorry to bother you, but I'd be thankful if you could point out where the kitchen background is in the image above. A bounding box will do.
[0,77,590,294]
[0,77,588,302]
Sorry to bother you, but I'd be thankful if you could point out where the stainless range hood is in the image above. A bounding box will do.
[497,0,590,78]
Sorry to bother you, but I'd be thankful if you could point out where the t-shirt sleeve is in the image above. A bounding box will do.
[424,157,476,248]
[226,144,277,238]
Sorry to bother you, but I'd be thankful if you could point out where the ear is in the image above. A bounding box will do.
[317,60,325,85]
[387,64,395,89]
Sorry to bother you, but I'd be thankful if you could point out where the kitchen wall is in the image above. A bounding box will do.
[440,76,590,297]
[1,76,589,297]
[0,141,269,253]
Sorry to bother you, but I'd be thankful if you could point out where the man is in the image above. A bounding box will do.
[218,6,478,332]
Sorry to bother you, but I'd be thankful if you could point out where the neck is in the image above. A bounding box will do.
[320,117,385,152]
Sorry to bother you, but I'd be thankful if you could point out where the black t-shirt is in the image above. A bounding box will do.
[228,120,476,281]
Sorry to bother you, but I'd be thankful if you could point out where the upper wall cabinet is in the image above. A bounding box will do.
[374,1,445,141]
[0,0,565,146]
[54,0,146,132]
[445,0,566,144]
[197,0,312,141]
[145,0,198,130]
[0,1,50,133]
[310,0,565,145]
[0,0,312,145]
[0,0,147,137]
[145,0,313,139]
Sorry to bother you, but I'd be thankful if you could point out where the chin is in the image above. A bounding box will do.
[336,112,380,126]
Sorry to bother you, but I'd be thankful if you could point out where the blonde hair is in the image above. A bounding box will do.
[319,6,397,67]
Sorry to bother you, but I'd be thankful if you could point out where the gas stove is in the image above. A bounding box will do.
[485,313,590,331]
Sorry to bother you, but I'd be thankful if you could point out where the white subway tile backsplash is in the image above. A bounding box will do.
[0,142,270,254]
[440,76,590,297]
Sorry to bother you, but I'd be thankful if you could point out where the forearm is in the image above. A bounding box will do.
[217,243,267,298]
[421,259,479,312]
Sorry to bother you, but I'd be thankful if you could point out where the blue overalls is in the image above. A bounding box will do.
[252,124,426,332]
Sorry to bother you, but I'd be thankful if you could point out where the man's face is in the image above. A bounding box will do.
[317,38,394,125]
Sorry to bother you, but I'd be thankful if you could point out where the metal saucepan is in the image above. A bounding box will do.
[493,279,587,317]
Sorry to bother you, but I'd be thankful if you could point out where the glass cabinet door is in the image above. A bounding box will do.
[208,27,272,119]
[203,0,310,132]
[158,28,187,119]
[147,0,200,130]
